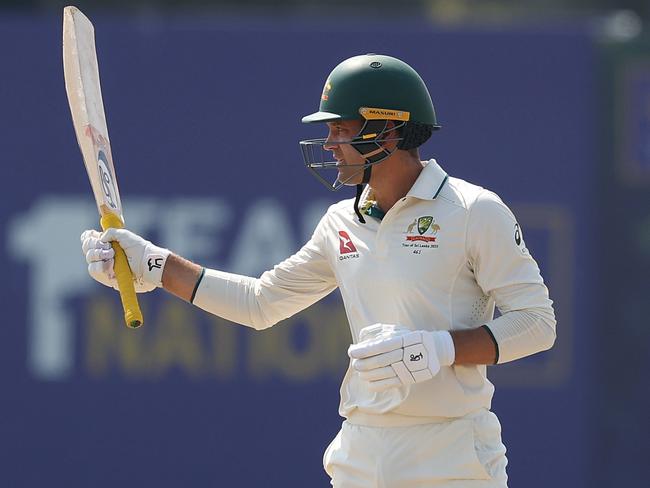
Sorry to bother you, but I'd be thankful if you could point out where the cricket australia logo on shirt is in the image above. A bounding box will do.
[402,216,440,252]
[338,231,360,261]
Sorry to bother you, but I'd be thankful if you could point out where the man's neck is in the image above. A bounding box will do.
[370,155,424,213]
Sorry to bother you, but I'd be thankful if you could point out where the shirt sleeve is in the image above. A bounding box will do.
[466,190,556,363]
[192,212,337,330]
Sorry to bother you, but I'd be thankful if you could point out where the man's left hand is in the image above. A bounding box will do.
[348,324,456,392]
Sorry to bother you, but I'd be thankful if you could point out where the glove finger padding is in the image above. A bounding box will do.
[356,323,411,343]
[358,323,410,342]
[81,230,111,256]
[353,348,404,371]
[82,229,118,290]
[357,365,396,382]
[101,228,140,250]
[348,335,406,359]
[85,247,115,264]
[81,229,101,246]
[88,260,117,289]
[391,361,418,385]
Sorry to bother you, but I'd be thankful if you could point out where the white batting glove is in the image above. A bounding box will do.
[348,324,456,392]
[80,229,170,293]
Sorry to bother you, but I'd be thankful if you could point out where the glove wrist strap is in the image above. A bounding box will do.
[434,331,456,367]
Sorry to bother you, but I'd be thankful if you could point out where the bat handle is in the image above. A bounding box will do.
[100,214,144,328]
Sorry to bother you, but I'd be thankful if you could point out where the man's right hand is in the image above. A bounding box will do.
[80,229,170,293]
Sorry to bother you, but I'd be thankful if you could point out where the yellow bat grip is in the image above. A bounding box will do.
[100,214,144,328]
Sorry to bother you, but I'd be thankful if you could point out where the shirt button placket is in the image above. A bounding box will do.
[375,198,407,260]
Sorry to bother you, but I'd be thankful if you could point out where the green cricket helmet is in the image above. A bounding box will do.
[302,54,440,126]
[299,54,441,203]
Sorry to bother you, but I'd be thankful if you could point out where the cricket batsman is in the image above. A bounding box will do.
[81,54,556,487]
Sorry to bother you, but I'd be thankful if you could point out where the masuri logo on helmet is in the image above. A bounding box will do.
[358,107,410,122]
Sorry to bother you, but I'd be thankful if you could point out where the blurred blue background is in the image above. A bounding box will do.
[1,1,648,487]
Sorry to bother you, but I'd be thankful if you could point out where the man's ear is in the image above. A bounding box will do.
[378,120,400,149]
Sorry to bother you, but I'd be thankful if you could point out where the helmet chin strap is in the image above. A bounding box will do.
[354,184,366,224]
[352,120,395,224]
[353,163,373,224]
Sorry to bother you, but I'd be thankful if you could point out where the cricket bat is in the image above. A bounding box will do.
[63,6,143,328]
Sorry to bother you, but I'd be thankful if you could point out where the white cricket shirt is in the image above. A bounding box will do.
[194,159,556,422]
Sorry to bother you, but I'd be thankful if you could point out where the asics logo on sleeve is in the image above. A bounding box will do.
[514,223,522,246]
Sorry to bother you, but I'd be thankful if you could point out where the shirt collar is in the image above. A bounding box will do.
[407,159,448,200]
[359,159,449,220]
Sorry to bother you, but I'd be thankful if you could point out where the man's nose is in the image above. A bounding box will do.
[323,137,339,151]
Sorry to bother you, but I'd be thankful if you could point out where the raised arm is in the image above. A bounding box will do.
[81,213,338,331]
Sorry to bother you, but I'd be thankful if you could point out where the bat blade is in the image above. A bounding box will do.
[63,6,143,328]
[63,5,123,221]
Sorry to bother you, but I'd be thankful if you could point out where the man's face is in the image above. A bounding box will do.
[323,119,366,186]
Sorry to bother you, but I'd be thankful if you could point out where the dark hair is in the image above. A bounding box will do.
[397,122,434,150]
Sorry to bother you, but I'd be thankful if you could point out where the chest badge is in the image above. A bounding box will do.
[403,216,440,251]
